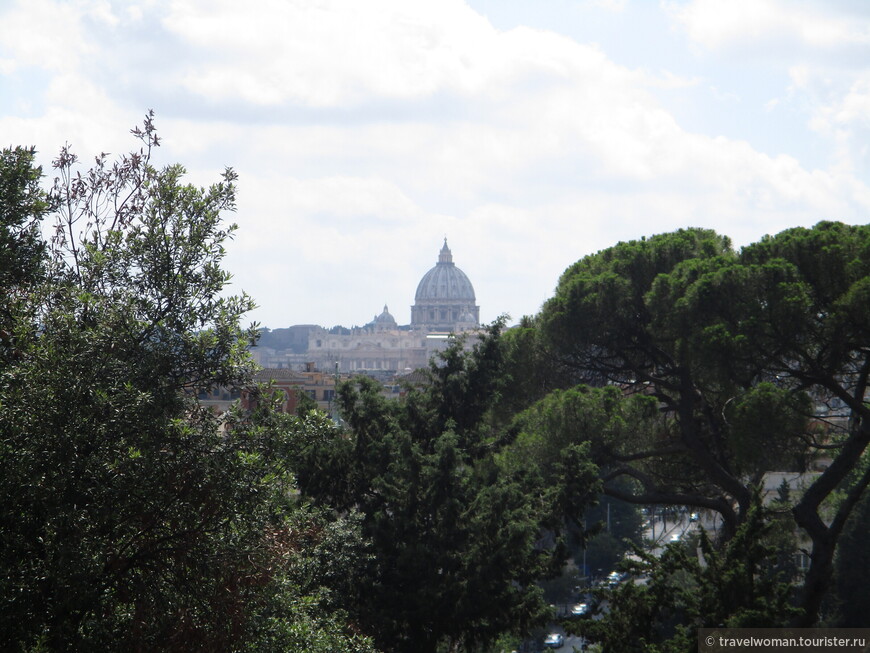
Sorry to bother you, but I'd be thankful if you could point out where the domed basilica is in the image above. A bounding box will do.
[412,239,479,331]
[252,240,480,374]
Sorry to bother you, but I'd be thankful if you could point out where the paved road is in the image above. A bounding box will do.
[545,625,588,652]
[645,509,721,556]
[536,510,725,651]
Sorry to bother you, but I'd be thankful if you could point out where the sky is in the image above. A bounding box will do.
[2,0,870,329]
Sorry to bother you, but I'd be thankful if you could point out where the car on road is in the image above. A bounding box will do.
[544,632,564,648]
[669,532,682,542]
[571,601,589,616]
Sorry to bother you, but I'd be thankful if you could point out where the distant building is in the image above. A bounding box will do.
[251,239,480,373]
[411,239,480,331]
[199,367,346,415]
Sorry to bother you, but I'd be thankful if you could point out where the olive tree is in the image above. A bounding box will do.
[0,114,376,651]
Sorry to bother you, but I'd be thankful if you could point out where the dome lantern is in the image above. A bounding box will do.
[438,238,453,264]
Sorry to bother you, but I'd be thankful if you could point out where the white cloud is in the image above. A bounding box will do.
[643,70,702,89]
[801,73,870,174]
[666,0,870,53]
[3,0,870,328]
[0,0,92,73]
[830,77,870,127]
[666,1,870,179]
[162,0,505,107]
[242,175,425,233]
[585,0,627,12]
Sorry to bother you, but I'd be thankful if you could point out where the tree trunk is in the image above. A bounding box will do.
[791,532,834,627]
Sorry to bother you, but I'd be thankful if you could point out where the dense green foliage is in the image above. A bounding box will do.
[0,146,48,293]
[511,223,870,628]
[580,502,801,652]
[0,118,376,652]
[828,462,870,627]
[290,325,601,653]
[3,114,869,651]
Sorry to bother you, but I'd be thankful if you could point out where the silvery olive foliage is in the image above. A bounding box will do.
[0,114,377,652]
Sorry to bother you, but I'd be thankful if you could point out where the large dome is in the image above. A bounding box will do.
[414,240,476,302]
[411,240,479,332]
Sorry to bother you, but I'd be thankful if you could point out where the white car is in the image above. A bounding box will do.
[571,601,589,616]
[544,632,564,648]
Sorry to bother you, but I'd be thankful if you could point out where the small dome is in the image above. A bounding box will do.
[374,305,397,326]
[367,304,397,332]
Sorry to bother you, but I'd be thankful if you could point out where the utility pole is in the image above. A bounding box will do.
[331,361,340,423]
